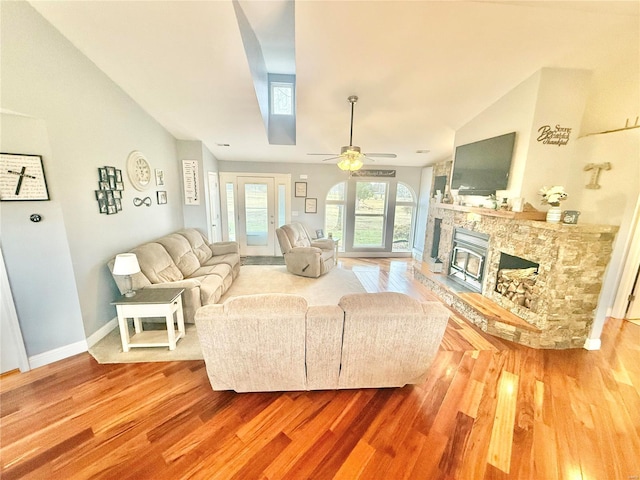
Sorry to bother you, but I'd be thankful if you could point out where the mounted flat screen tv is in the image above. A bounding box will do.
[451,132,516,196]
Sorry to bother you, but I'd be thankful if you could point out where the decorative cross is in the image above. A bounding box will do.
[583,162,611,189]
[7,167,37,195]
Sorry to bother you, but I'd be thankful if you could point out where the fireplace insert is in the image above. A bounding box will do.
[449,228,490,292]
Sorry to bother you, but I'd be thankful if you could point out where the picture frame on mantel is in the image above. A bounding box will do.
[295,182,307,197]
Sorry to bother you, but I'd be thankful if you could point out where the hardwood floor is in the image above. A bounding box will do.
[1,258,639,479]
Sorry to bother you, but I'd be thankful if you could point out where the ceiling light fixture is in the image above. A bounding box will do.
[336,146,364,171]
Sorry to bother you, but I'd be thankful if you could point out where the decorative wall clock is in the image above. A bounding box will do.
[0,153,50,201]
[126,151,152,191]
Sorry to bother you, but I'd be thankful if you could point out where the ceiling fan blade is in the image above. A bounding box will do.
[321,156,341,162]
[363,153,397,158]
[307,153,339,156]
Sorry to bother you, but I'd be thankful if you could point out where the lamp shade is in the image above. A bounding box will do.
[112,253,141,275]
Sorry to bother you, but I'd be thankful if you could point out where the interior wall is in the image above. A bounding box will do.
[218,160,423,235]
[177,140,219,235]
[1,1,183,346]
[0,113,86,358]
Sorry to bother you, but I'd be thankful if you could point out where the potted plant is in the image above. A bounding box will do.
[539,185,568,222]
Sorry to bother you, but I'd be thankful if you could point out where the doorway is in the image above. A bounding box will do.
[219,173,291,256]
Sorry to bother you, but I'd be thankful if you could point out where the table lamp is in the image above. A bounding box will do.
[112,253,141,297]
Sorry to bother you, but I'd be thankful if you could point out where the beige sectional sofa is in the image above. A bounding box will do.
[195,291,450,392]
[108,228,240,323]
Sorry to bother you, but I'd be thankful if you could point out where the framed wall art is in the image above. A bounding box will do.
[295,182,307,197]
[305,197,317,214]
[157,191,167,205]
[96,165,123,215]
[0,153,50,201]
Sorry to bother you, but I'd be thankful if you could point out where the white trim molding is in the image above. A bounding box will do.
[583,338,602,351]
[28,339,88,369]
[86,317,118,348]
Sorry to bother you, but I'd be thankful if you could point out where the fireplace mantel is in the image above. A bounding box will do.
[416,202,619,349]
[435,202,547,221]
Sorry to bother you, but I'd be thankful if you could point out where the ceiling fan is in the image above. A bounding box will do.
[307,95,397,171]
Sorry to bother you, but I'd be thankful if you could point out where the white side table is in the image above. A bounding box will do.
[111,288,185,352]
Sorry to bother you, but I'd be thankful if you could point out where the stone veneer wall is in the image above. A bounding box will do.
[420,203,619,348]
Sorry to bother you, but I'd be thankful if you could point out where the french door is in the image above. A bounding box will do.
[237,177,276,256]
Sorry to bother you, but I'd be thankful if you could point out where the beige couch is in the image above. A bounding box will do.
[108,228,240,323]
[195,292,449,392]
[276,223,336,278]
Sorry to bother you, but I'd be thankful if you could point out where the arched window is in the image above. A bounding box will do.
[392,182,416,252]
[325,182,346,247]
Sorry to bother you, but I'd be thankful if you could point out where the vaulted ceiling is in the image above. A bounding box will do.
[29,1,639,167]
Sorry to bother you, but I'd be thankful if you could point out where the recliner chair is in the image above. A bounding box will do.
[275,223,336,278]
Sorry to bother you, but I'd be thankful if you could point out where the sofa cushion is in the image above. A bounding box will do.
[204,253,240,272]
[199,274,225,305]
[156,233,200,277]
[131,243,184,284]
[178,229,213,264]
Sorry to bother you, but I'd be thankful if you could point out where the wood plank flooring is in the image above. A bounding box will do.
[1,258,639,479]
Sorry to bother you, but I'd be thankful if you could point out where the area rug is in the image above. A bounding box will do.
[241,256,285,266]
[89,266,365,364]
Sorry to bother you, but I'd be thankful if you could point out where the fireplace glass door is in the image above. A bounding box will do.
[451,247,484,282]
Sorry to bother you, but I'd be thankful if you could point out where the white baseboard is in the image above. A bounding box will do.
[29,339,88,369]
[86,317,118,348]
[583,338,602,351]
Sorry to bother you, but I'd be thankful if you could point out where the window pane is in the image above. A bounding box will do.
[225,182,236,241]
[393,205,413,252]
[396,183,414,203]
[356,181,386,214]
[327,182,345,201]
[272,83,293,115]
[354,216,384,247]
[325,204,344,241]
[244,183,268,246]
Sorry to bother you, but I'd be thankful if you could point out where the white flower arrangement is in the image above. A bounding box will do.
[539,185,568,207]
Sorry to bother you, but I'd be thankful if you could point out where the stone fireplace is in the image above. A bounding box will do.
[416,203,619,349]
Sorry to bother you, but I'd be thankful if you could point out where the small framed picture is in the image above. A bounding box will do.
[107,205,117,215]
[155,169,165,186]
[115,182,124,191]
[98,167,108,182]
[106,166,116,177]
[106,190,115,206]
[305,197,317,214]
[112,190,122,199]
[115,169,123,183]
[108,176,116,190]
[157,190,167,205]
[316,229,324,239]
[95,190,106,201]
[98,199,107,214]
[99,181,110,190]
[295,182,307,197]
[115,198,122,211]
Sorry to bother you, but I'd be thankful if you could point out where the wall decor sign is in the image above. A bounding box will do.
[584,162,611,189]
[155,168,165,186]
[305,197,317,214]
[295,182,307,197]
[537,124,572,146]
[351,169,396,178]
[0,153,50,201]
[182,160,200,205]
[95,166,123,214]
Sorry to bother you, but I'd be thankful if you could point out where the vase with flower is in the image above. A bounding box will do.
[539,185,568,223]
